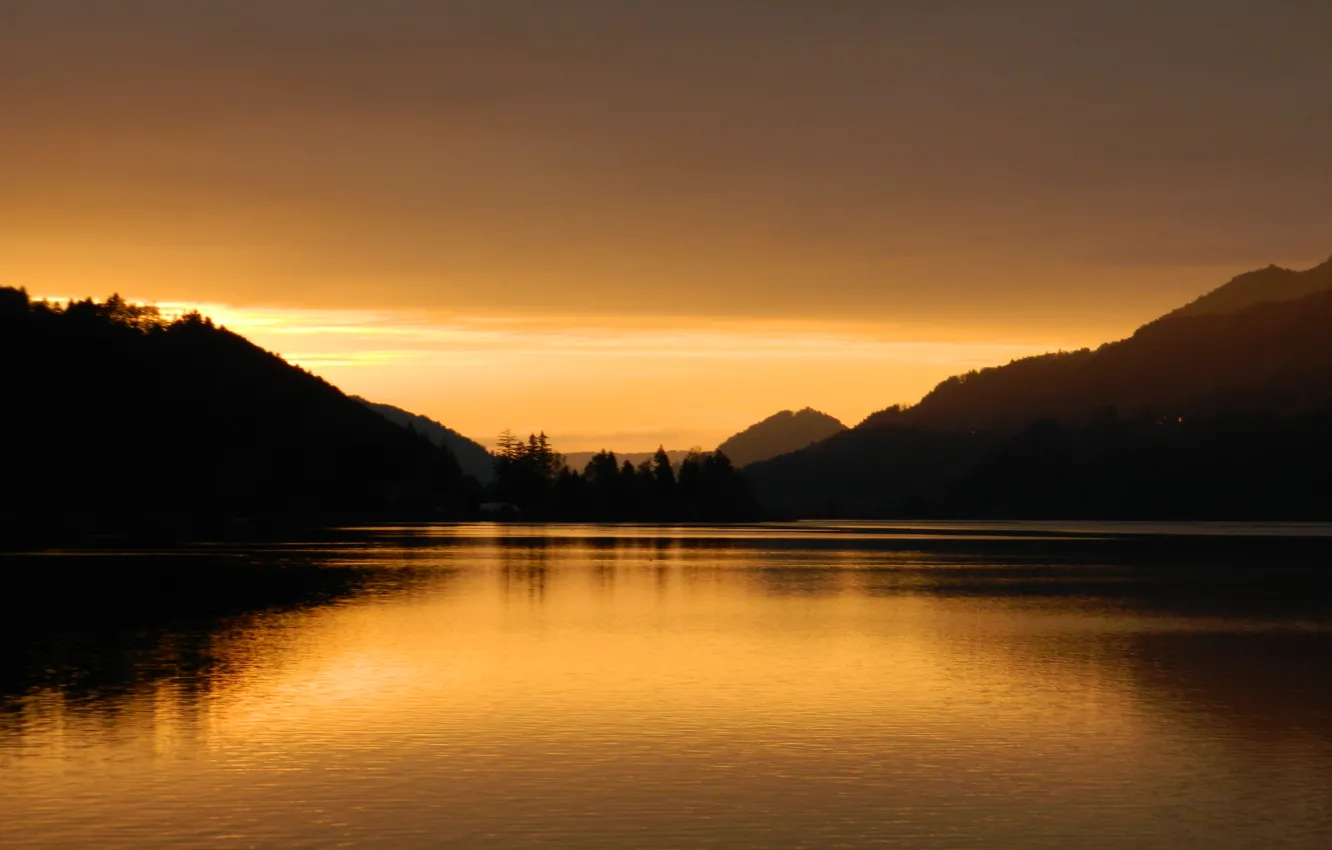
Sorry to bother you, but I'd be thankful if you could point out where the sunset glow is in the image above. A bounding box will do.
[6,5,1332,849]
[5,3,1328,450]
[26,296,1106,450]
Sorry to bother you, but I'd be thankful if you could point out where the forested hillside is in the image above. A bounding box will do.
[749,259,1332,519]
[355,396,495,484]
[883,260,1332,433]
[0,289,469,543]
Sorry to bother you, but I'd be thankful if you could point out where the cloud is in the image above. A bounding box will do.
[5,1,1329,327]
[139,300,1076,367]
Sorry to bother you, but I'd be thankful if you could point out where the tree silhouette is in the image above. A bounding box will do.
[493,431,564,514]
[483,436,757,521]
[652,446,677,518]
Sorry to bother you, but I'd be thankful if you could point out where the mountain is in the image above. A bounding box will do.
[747,258,1332,520]
[884,259,1332,434]
[0,289,470,543]
[1164,256,1332,320]
[561,449,690,473]
[354,397,495,484]
[716,408,847,467]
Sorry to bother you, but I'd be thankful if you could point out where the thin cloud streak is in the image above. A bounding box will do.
[152,300,1086,362]
[120,299,1101,450]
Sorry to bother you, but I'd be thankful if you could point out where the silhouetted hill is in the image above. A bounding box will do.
[354,396,495,484]
[716,408,847,467]
[749,260,1332,519]
[1165,256,1332,319]
[0,289,470,544]
[873,261,1332,434]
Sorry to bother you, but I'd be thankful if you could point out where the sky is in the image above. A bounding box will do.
[3,1,1330,450]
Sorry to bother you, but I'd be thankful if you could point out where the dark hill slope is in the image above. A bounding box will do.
[882,283,1332,433]
[1165,256,1332,319]
[750,283,1332,519]
[354,397,495,484]
[0,289,467,542]
[716,408,847,467]
[743,423,995,517]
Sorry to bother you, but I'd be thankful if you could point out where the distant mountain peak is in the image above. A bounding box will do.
[717,408,847,467]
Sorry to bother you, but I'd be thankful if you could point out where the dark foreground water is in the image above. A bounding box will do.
[3,522,1332,849]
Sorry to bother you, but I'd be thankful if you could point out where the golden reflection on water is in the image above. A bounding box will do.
[2,524,1331,849]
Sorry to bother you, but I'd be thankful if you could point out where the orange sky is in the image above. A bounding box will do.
[4,2,1329,449]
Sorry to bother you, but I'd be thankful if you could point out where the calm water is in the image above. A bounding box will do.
[3,522,1331,849]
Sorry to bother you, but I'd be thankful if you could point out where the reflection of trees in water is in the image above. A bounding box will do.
[493,534,691,601]
[944,612,1332,752]
[830,535,1332,611]
[730,535,1332,751]
[0,550,431,739]
[749,566,848,597]
[593,558,617,591]
[9,531,1330,755]
[1126,630,1332,748]
[499,538,552,602]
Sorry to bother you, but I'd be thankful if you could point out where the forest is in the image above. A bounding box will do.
[487,432,757,521]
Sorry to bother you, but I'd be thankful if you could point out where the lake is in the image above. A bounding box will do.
[3,522,1331,849]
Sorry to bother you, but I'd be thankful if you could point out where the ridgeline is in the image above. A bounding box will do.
[0,289,470,544]
[748,257,1332,519]
[8,255,1332,535]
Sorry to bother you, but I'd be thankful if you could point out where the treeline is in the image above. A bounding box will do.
[489,431,757,521]
[0,288,470,544]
